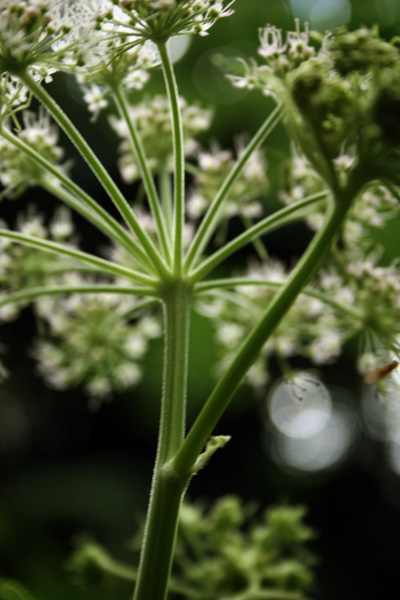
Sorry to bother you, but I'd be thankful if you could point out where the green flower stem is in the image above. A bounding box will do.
[241,215,269,261]
[43,177,155,274]
[133,281,192,600]
[189,191,329,281]
[160,162,173,236]
[111,86,172,265]
[195,278,362,319]
[0,229,157,286]
[158,41,185,277]
[0,285,158,310]
[0,126,155,273]
[173,191,356,478]
[18,71,169,279]
[184,104,283,272]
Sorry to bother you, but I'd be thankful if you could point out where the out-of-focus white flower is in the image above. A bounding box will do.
[0,108,68,198]
[110,95,212,181]
[33,286,162,402]
[187,140,268,223]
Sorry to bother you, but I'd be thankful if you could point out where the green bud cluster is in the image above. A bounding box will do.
[288,57,357,159]
[173,497,314,598]
[231,24,400,189]
[288,27,400,179]
[329,26,399,76]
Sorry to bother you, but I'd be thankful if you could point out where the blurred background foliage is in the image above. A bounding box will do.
[1,1,400,599]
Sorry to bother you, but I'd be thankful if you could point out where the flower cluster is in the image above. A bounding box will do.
[187,140,268,222]
[231,24,400,190]
[0,108,68,198]
[229,20,317,99]
[0,1,110,121]
[33,290,161,406]
[0,204,162,403]
[79,41,157,121]
[258,20,317,77]
[110,94,212,181]
[105,0,235,42]
[0,0,103,76]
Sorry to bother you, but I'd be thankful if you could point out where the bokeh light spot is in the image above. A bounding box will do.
[268,373,331,439]
[290,0,351,29]
[169,35,192,63]
[274,404,357,472]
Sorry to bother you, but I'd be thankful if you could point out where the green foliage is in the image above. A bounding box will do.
[67,497,314,600]
[329,26,399,75]
[172,497,314,599]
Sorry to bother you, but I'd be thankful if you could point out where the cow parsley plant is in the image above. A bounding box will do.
[1,3,400,599]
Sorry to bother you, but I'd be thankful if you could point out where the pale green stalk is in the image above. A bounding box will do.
[157,41,185,276]
[18,72,170,279]
[133,281,192,600]
[184,104,283,272]
[189,191,329,281]
[0,126,155,273]
[0,285,158,310]
[160,163,173,236]
[111,86,172,264]
[0,229,157,286]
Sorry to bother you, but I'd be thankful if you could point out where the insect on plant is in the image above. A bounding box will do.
[364,360,399,385]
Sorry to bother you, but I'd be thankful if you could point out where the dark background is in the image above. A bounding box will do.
[1,1,400,598]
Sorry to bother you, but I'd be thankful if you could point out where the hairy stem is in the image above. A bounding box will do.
[133,281,192,600]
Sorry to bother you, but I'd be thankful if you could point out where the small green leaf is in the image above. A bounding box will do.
[192,435,231,474]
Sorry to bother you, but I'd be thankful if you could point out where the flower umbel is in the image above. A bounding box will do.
[0,108,68,198]
[104,0,235,42]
